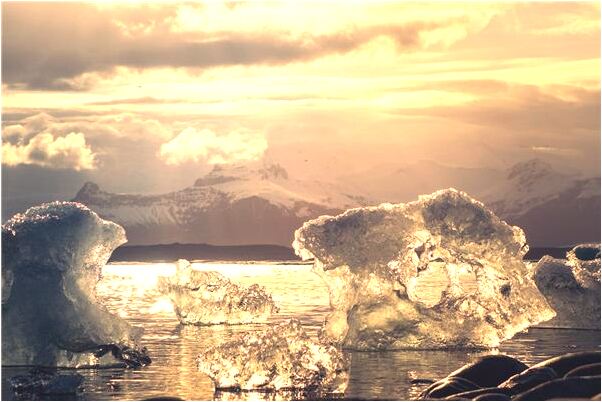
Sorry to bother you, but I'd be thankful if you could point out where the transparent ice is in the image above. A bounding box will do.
[158,259,278,325]
[197,319,349,393]
[531,244,600,329]
[1,202,147,367]
[293,189,555,350]
[567,243,601,285]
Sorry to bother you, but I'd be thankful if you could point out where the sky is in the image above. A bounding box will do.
[1,1,600,217]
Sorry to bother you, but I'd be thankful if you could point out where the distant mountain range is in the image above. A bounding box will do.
[478,159,600,246]
[73,159,600,247]
[106,243,571,263]
[73,164,367,246]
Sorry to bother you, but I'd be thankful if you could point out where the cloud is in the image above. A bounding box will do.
[2,2,468,90]
[531,146,579,156]
[387,84,600,173]
[2,112,171,144]
[395,86,600,135]
[95,113,172,141]
[88,96,175,106]
[1,111,178,176]
[2,132,96,170]
[159,127,267,165]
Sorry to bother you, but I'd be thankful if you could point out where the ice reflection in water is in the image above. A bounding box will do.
[2,262,599,401]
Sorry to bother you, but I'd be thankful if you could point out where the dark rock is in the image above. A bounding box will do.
[421,355,528,399]
[445,388,512,400]
[474,393,511,401]
[530,351,600,377]
[565,364,601,378]
[421,376,481,399]
[512,376,601,400]
[498,366,558,395]
[411,378,436,385]
[445,355,528,388]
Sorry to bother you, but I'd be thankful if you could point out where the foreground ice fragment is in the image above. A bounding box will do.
[197,319,349,393]
[158,259,278,325]
[10,368,84,398]
[2,202,148,367]
[531,245,600,329]
[293,189,555,350]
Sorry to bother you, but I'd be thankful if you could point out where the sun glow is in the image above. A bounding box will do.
[2,1,599,189]
[148,297,175,314]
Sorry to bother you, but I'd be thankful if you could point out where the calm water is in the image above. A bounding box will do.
[2,262,600,401]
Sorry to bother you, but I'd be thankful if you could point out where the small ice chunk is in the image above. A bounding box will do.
[158,259,278,325]
[1,202,149,367]
[197,319,349,394]
[567,243,601,285]
[293,189,555,350]
[10,368,84,398]
[531,251,600,329]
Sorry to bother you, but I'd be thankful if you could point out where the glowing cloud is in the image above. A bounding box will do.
[159,127,267,165]
[2,132,96,170]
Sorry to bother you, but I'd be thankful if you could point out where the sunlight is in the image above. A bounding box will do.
[147,296,175,314]
[1,2,599,400]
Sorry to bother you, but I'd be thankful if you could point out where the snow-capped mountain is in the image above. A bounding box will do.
[480,159,600,246]
[72,164,369,246]
[72,160,600,247]
[340,159,600,246]
[338,160,504,203]
[480,159,583,219]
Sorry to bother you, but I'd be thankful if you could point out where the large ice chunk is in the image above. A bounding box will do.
[197,319,349,394]
[293,189,555,350]
[531,245,600,329]
[158,259,278,325]
[2,202,149,367]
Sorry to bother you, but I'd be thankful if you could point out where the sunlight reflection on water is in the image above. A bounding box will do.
[2,262,600,401]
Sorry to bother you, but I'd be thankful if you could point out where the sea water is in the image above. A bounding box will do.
[2,262,600,401]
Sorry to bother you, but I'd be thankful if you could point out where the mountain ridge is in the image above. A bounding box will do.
[72,159,600,247]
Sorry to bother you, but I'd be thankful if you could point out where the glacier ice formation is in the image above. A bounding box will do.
[1,202,149,367]
[158,259,278,325]
[530,244,600,329]
[197,319,349,394]
[293,188,555,350]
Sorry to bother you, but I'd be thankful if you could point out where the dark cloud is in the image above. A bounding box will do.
[405,79,511,94]
[391,85,601,172]
[398,87,601,133]
[1,164,91,221]
[86,93,343,106]
[448,3,600,61]
[2,3,461,90]
[88,97,175,106]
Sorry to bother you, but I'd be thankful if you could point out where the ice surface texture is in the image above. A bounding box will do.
[2,202,146,367]
[197,319,349,393]
[293,189,555,350]
[158,259,278,325]
[531,244,600,329]
[567,243,601,283]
